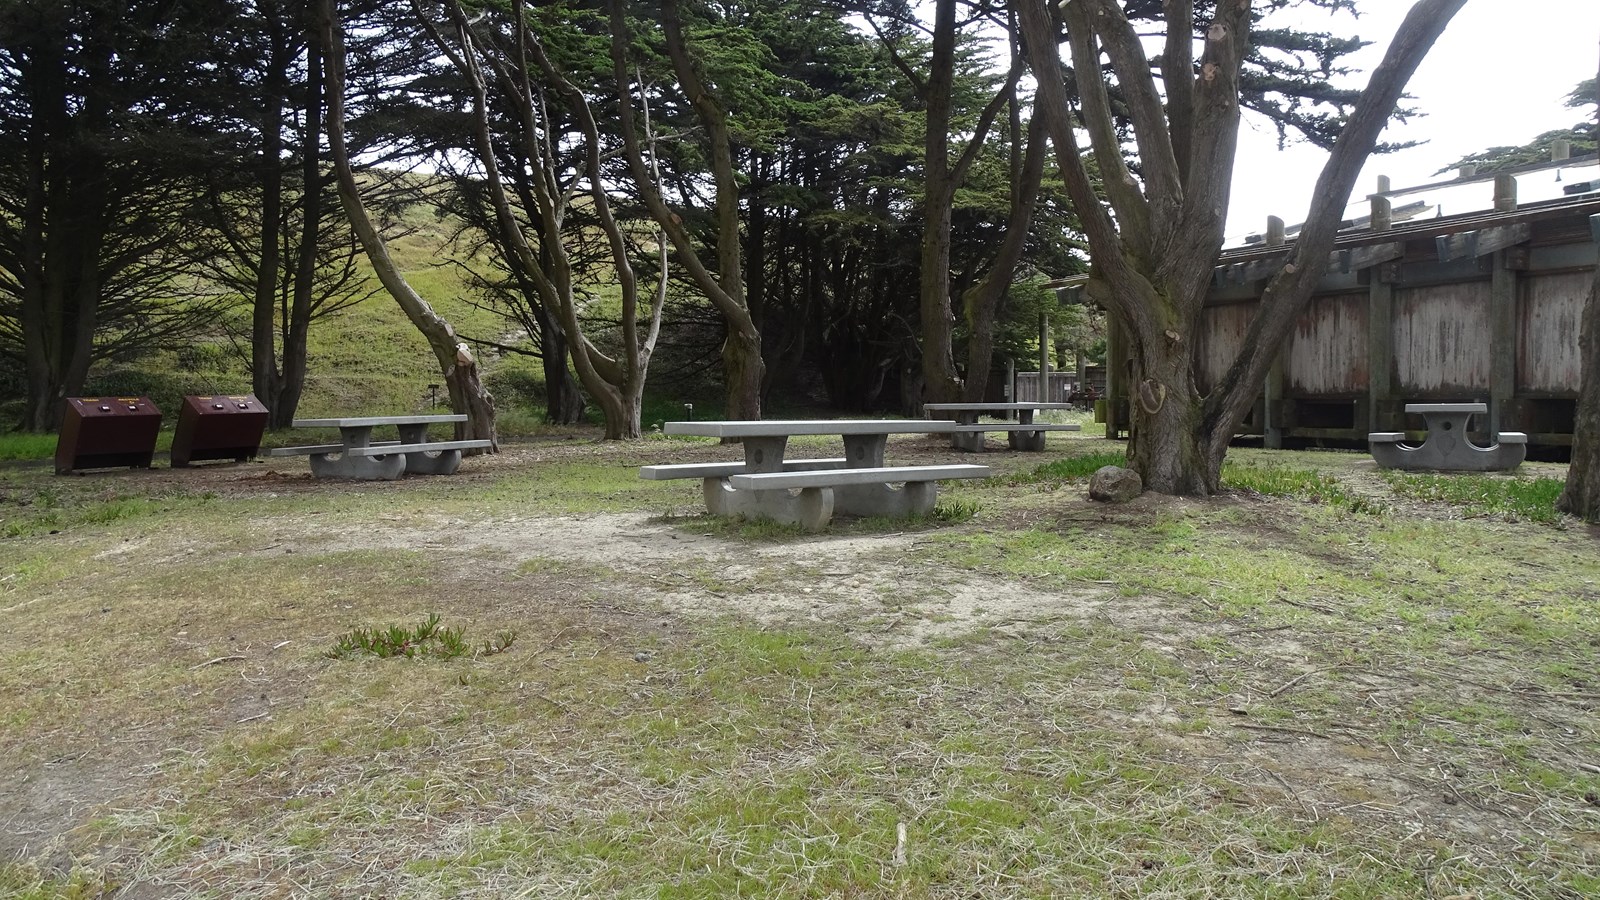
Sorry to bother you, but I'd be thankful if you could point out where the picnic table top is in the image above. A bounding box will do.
[1404,403,1487,415]
[293,415,467,428]
[664,419,958,438]
[923,402,1078,412]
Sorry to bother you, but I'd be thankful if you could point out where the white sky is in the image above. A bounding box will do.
[1226,0,1600,240]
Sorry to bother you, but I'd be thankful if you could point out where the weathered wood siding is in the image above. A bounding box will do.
[1286,293,1368,396]
[1193,302,1256,395]
[1393,281,1492,394]
[1518,271,1586,393]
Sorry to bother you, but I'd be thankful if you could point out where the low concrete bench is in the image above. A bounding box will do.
[949,422,1081,452]
[1368,402,1527,472]
[719,463,990,530]
[639,457,847,481]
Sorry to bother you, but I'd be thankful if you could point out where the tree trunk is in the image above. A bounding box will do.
[1556,52,1600,521]
[276,29,325,430]
[1558,239,1600,520]
[318,0,496,448]
[251,8,288,418]
[1018,0,1467,496]
[656,0,763,420]
[964,105,1047,403]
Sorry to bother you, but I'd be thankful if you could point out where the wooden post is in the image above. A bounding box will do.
[1038,310,1050,402]
[1494,174,1518,212]
[1262,213,1287,447]
[1376,175,1391,194]
[1105,314,1125,440]
[1489,250,1518,435]
[1552,138,1571,161]
[1371,195,1392,231]
[1368,264,1397,434]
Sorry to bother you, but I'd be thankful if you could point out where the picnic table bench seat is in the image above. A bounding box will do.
[269,441,395,457]
[639,457,848,481]
[718,463,990,530]
[345,439,493,457]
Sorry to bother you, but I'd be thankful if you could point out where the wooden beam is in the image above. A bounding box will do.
[1590,212,1600,244]
[1336,242,1404,274]
[1434,223,1532,262]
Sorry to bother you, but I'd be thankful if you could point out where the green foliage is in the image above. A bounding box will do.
[0,431,57,462]
[1382,472,1566,524]
[1438,78,1597,173]
[483,367,546,412]
[326,614,514,660]
[1011,450,1130,483]
[1221,462,1386,516]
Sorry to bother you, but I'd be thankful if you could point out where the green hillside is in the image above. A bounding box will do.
[79,204,551,435]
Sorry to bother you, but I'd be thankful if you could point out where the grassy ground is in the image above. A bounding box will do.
[1,426,1596,898]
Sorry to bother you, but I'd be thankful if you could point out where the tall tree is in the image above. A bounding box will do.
[0,0,236,430]
[857,0,1040,407]
[1016,0,1467,494]
[201,0,376,428]
[415,0,666,439]
[317,0,497,446]
[609,0,765,421]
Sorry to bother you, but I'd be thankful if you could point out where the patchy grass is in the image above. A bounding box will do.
[0,432,57,462]
[1,438,1596,897]
[1382,471,1567,523]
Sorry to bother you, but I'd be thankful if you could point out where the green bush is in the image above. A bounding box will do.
[483,367,546,410]
[83,367,246,420]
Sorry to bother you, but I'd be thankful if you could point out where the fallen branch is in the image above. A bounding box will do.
[1234,722,1331,740]
[190,655,247,670]
[1269,664,1345,698]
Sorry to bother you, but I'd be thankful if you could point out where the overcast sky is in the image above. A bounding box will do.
[1225,0,1600,240]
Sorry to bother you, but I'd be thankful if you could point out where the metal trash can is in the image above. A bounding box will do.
[55,396,163,475]
[171,394,268,467]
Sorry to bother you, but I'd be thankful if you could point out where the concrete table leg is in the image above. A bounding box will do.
[701,478,834,530]
[1007,410,1045,451]
[832,480,938,518]
[395,423,463,475]
[306,426,406,480]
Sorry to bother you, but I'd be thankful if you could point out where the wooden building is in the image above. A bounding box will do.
[1088,156,1600,453]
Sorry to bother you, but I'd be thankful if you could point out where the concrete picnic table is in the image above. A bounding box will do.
[923,401,1081,451]
[269,414,492,480]
[1368,403,1526,472]
[641,419,989,529]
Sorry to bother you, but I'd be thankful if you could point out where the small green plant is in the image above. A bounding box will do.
[1381,472,1565,523]
[481,630,517,656]
[930,499,979,523]
[325,614,513,660]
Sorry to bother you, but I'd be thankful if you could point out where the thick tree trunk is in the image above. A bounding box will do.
[1558,262,1600,520]
[612,0,762,421]
[251,12,288,417]
[318,0,496,448]
[275,33,325,430]
[1019,0,1467,496]
[964,109,1047,403]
